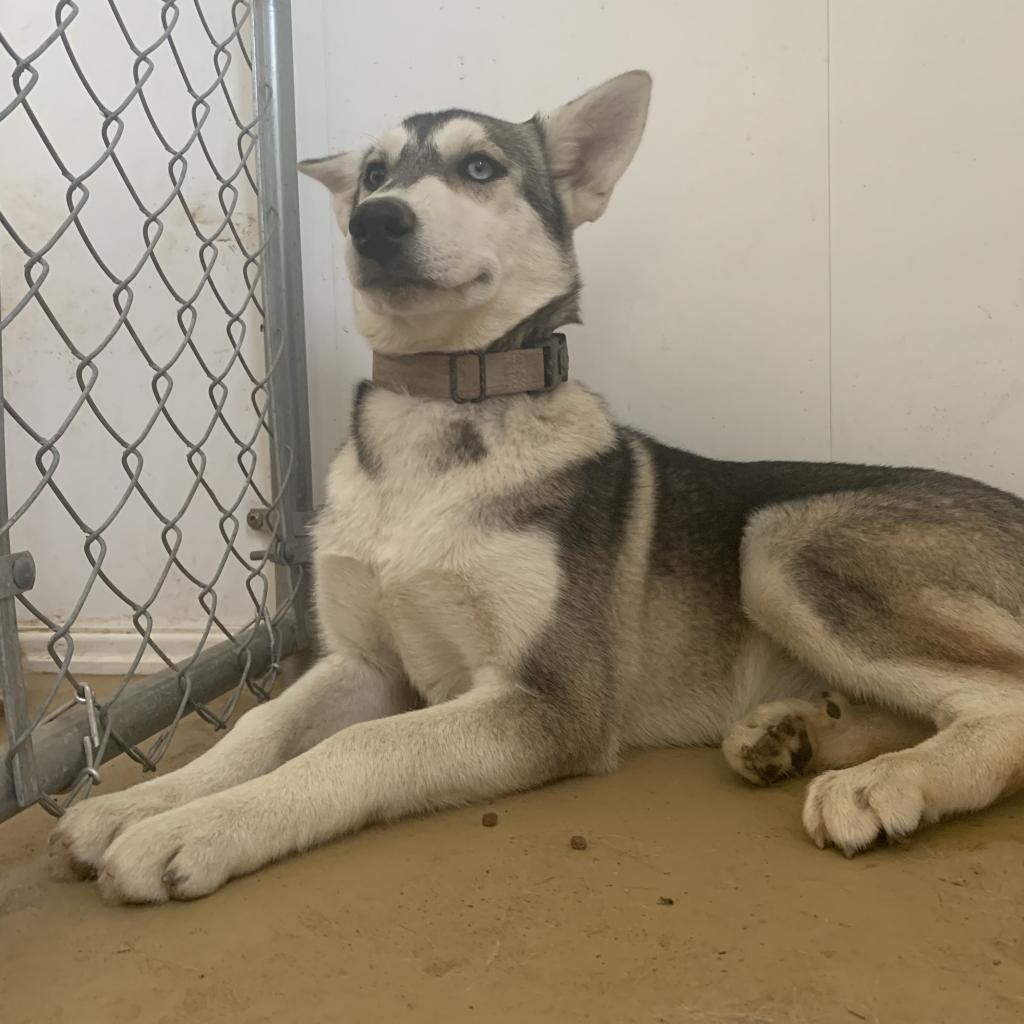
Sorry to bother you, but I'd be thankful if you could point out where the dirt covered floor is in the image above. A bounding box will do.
[2,674,1023,1023]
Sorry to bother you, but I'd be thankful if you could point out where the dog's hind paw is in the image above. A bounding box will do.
[802,755,927,856]
[722,692,849,785]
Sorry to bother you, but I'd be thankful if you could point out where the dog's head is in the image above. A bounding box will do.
[299,71,651,354]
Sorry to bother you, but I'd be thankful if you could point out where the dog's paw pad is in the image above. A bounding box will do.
[741,713,814,784]
[821,691,848,720]
[722,702,819,786]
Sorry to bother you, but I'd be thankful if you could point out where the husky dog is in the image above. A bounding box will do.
[51,71,1024,902]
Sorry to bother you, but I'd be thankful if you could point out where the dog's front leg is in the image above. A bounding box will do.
[51,655,414,880]
[97,676,578,903]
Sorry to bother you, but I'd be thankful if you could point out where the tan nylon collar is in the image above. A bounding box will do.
[371,334,569,403]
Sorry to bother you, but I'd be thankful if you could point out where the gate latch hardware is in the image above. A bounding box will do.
[246,507,271,531]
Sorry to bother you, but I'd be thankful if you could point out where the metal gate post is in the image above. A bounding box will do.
[0,325,41,808]
[252,0,315,649]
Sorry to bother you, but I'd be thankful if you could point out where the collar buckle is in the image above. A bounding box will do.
[525,333,569,392]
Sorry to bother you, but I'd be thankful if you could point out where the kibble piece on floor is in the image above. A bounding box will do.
[481,812,499,827]
[657,896,675,906]
[570,835,588,850]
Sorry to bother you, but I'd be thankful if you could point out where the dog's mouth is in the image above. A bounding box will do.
[358,267,440,292]
[356,265,494,296]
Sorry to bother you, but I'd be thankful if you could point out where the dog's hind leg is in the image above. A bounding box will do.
[50,656,415,880]
[740,494,1024,855]
[722,689,932,785]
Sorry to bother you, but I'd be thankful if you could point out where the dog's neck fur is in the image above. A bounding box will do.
[351,370,614,485]
[481,287,580,353]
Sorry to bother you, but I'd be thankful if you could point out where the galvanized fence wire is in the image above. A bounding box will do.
[0,0,306,815]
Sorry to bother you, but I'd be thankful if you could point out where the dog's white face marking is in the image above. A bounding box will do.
[375,126,409,164]
[432,118,488,161]
[299,71,652,354]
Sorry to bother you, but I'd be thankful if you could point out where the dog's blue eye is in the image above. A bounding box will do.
[464,155,498,182]
[364,163,387,191]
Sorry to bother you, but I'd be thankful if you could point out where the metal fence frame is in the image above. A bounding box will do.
[0,0,313,822]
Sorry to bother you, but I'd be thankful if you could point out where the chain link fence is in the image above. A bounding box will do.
[0,0,313,821]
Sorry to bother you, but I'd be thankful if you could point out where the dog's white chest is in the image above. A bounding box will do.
[313,445,560,704]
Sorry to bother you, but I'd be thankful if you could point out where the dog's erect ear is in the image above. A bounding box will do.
[298,151,363,234]
[542,70,652,228]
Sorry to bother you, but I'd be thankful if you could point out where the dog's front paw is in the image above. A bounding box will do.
[49,787,179,881]
[98,799,249,903]
[802,755,927,856]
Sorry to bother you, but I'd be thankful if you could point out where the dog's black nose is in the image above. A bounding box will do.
[349,199,417,262]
